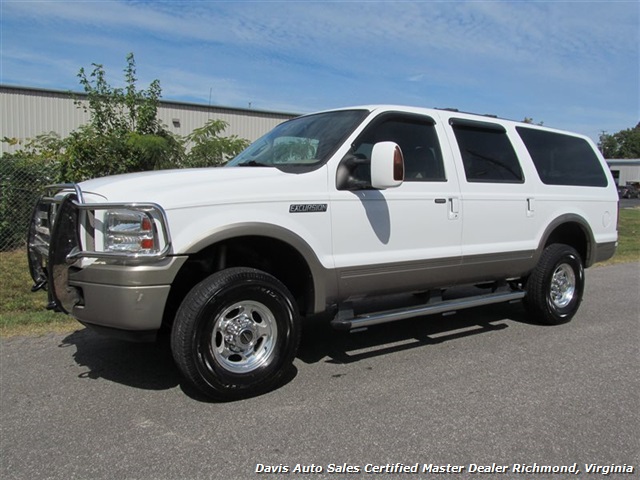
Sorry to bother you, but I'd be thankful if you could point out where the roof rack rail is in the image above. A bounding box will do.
[435,107,500,120]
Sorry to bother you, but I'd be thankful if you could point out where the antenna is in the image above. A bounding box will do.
[207,87,212,120]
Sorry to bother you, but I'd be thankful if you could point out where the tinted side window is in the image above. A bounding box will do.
[517,127,608,187]
[352,116,446,182]
[452,123,524,183]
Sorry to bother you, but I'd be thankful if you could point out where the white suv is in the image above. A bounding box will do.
[28,105,618,399]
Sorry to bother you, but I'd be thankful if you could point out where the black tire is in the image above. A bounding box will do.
[524,244,585,325]
[171,267,300,400]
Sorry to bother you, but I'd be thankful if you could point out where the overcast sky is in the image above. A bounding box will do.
[1,0,638,141]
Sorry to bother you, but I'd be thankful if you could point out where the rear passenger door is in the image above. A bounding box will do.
[446,118,537,273]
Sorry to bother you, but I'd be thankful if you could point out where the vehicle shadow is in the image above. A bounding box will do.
[60,329,181,391]
[297,300,531,365]
[60,300,531,401]
[60,327,299,403]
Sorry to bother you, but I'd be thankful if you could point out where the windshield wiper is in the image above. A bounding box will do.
[236,160,272,167]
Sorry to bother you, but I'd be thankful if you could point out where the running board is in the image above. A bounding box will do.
[331,290,525,331]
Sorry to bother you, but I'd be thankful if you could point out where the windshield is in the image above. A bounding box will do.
[227,109,368,169]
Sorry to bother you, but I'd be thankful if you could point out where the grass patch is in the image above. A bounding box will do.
[599,207,640,265]
[0,313,79,337]
[0,249,77,337]
[1,208,638,337]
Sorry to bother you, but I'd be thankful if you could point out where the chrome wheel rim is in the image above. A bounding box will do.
[211,300,278,374]
[550,263,576,309]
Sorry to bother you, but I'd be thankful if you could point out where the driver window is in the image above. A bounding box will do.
[350,116,446,182]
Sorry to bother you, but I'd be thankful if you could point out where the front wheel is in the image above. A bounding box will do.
[524,244,585,325]
[171,267,300,400]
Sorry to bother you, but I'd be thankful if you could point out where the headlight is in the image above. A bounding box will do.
[104,209,158,253]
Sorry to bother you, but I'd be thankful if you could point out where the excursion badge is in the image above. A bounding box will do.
[289,204,328,213]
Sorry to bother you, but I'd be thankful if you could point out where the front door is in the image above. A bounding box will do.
[329,112,463,300]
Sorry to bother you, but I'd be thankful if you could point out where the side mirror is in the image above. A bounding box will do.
[370,142,404,189]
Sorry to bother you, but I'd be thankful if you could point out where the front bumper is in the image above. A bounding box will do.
[68,256,187,332]
[73,283,171,331]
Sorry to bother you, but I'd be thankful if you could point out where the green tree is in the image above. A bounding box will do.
[63,53,181,181]
[74,53,165,136]
[598,123,640,159]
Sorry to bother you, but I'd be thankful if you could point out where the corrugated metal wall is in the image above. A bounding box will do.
[1,85,298,154]
[1,87,91,149]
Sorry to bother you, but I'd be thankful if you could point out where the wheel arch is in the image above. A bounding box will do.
[162,223,333,331]
[537,214,596,268]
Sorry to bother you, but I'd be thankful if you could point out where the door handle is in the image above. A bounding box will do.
[448,198,460,220]
[527,198,535,217]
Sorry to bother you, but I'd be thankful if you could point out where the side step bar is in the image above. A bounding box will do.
[331,290,525,331]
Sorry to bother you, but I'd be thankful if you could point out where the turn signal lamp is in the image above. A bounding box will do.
[393,146,405,181]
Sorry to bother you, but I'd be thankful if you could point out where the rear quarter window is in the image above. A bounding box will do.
[516,127,608,187]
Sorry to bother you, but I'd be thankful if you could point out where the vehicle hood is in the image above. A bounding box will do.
[79,167,320,209]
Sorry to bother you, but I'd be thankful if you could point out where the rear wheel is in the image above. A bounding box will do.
[171,267,300,400]
[524,244,584,325]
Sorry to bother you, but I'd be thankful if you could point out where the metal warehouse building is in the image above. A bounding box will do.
[606,159,640,186]
[1,84,298,154]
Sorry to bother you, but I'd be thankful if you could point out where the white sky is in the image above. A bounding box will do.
[1,0,638,141]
